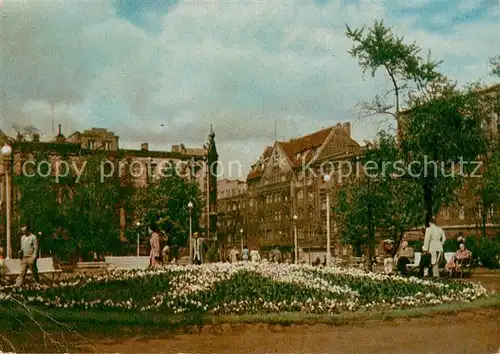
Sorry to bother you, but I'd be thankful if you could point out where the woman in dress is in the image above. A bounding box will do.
[149,225,161,268]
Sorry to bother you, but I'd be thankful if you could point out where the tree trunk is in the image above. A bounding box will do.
[482,202,487,239]
[423,177,433,226]
[367,203,374,271]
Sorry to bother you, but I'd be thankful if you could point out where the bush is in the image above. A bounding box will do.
[466,235,500,269]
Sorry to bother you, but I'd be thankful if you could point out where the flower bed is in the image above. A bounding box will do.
[0,262,489,315]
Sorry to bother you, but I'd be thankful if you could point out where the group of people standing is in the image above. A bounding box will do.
[148,225,209,267]
[229,245,261,263]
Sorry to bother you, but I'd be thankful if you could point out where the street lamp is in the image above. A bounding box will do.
[136,222,141,257]
[240,228,244,253]
[1,144,12,259]
[323,174,331,267]
[188,201,193,264]
[293,215,298,264]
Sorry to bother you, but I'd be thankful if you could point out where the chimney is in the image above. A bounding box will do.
[141,143,148,151]
[342,122,351,137]
[32,132,40,142]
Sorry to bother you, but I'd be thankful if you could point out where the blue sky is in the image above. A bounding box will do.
[1,0,498,179]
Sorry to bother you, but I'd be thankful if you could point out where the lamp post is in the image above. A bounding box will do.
[188,201,193,264]
[1,144,12,259]
[324,174,331,267]
[136,222,141,257]
[293,215,298,264]
[240,228,244,253]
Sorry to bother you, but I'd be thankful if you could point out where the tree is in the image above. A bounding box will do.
[471,150,500,237]
[490,55,500,77]
[401,79,492,225]
[134,162,203,248]
[14,152,62,252]
[334,131,423,268]
[62,152,122,258]
[347,20,492,226]
[346,20,440,126]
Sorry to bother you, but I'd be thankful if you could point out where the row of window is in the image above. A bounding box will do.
[440,204,496,221]
[88,140,112,150]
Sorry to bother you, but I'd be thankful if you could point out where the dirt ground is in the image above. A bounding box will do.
[86,309,500,353]
[83,274,500,354]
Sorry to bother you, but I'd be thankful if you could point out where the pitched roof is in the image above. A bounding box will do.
[279,127,333,166]
[247,123,359,180]
[247,145,273,180]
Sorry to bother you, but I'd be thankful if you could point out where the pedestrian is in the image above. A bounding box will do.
[191,232,206,264]
[15,226,39,286]
[229,246,239,263]
[250,248,261,262]
[241,245,249,261]
[423,217,446,278]
[149,225,161,268]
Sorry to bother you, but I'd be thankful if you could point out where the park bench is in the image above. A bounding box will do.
[406,252,421,272]
[104,256,150,270]
[76,261,109,270]
[2,257,62,283]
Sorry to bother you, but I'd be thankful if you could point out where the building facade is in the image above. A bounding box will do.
[216,179,247,249]
[245,122,361,261]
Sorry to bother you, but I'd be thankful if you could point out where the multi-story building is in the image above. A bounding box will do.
[0,125,218,251]
[216,179,247,251]
[245,122,361,262]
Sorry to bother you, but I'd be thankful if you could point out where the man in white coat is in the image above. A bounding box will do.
[423,217,446,277]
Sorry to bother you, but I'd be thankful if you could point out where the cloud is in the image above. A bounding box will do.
[0,0,497,179]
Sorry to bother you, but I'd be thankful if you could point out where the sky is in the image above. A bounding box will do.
[0,0,498,180]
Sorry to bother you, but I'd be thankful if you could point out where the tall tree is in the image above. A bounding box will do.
[346,20,441,126]
[14,152,62,252]
[490,55,500,77]
[401,79,492,225]
[134,162,203,248]
[334,131,423,268]
[62,152,122,258]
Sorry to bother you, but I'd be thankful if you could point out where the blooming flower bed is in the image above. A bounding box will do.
[0,262,488,315]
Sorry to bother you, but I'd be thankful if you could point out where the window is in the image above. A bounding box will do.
[476,203,483,220]
[488,204,495,223]
[442,207,450,220]
[105,141,111,150]
[459,205,465,220]
[88,140,95,149]
[297,190,303,199]
[249,199,253,207]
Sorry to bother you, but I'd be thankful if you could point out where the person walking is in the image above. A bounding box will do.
[229,246,239,263]
[423,217,446,278]
[149,225,161,268]
[15,226,39,286]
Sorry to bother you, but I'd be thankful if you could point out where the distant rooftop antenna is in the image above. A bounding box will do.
[51,103,55,139]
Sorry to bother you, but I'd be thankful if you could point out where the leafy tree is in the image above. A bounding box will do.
[401,79,492,225]
[471,150,500,237]
[347,20,492,227]
[14,152,62,253]
[133,162,203,248]
[62,152,122,259]
[346,20,440,125]
[334,132,423,268]
[490,55,500,77]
